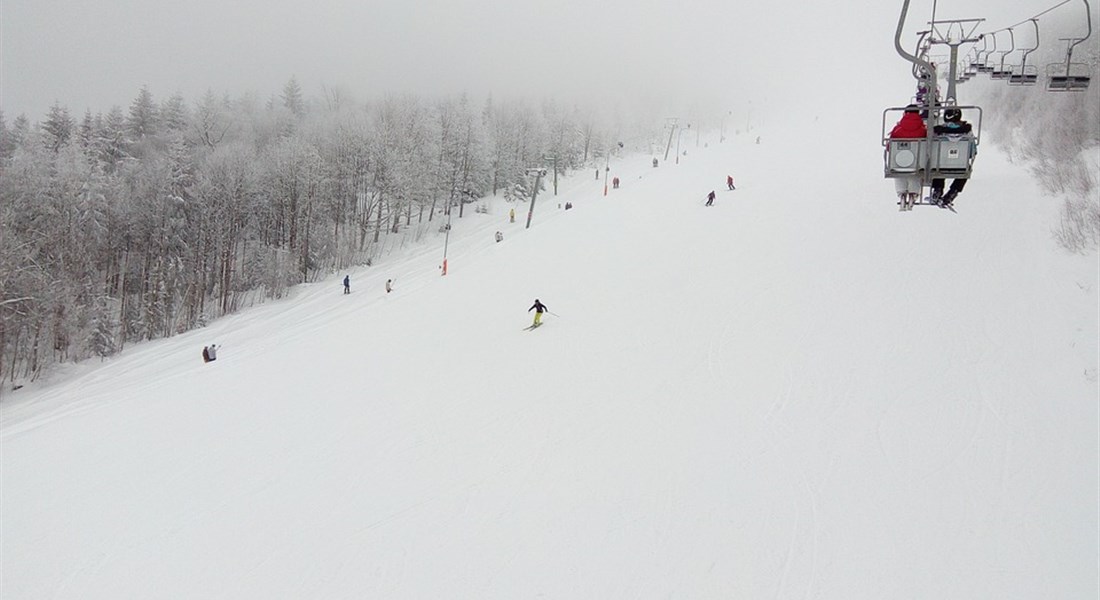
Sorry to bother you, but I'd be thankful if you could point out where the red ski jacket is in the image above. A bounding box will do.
[890,112,927,139]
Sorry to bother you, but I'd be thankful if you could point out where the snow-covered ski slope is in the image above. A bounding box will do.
[2,112,1097,599]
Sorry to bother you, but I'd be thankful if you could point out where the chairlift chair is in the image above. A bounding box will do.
[1047,62,1091,90]
[990,29,1016,80]
[1010,20,1041,86]
[1008,65,1039,85]
[976,34,997,73]
[882,105,983,204]
[886,3,984,208]
[1047,1,1093,91]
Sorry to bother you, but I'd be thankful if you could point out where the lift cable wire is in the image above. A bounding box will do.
[981,0,1074,36]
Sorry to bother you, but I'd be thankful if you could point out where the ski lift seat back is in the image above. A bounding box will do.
[1009,65,1039,85]
[930,134,976,173]
[1047,73,1091,90]
[886,139,924,174]
[882,105,982,181]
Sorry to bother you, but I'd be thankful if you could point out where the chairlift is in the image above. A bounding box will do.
[883,104,983,185]
[1047,62,1091,90]
[976,35,996,72]
[1046,0,1092,91]
[1009,20,1040,85]
[888,1,985,208]
[990,30,1015,80]
[1009,65,1039,85]
[963,49,978,72]
[884,1,983,209]
[956,60,973,83]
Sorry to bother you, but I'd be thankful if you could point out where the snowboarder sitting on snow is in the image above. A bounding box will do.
[202,343,218,363]
[495,231,504,243]
[929,108,973,207]
[528,299,549,327]
[385,279,394,293]
[705,190,716,206]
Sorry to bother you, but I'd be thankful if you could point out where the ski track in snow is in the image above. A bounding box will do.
[1,110,1097,599]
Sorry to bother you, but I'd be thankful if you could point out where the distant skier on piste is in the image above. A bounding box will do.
[528,299,549,328]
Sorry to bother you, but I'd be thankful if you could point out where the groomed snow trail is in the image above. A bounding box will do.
[2,116,1097,599]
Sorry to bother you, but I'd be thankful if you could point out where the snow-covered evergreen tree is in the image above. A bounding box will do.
[127,86,159,141]
[42,102,75,152]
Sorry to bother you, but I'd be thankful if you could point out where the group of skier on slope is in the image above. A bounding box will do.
[204,157,744,360]
[341,275,393,295]
[705,175,737,206]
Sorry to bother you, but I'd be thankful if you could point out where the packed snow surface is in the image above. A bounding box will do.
[2,115,1097,598]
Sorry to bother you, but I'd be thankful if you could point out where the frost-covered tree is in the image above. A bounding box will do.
[0,110,13,163]
[96,106,129,172]
[193,90,231,150]
[8,114,32,152]
[42,102,75,152]
[161,92,189,134]
[0,83,657,384]
[85,294,117,358]
[978,34,1099,252]
[282,76,305,119]
[78,110,95,149]
[263,135,327,280]
[127,86,159,141]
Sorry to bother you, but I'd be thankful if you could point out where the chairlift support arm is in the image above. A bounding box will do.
[927,18,984,102]
[1020,19,1040,68]
[1003,29,1016,69]
[896,2,938,104]
[1062,0,1092,71]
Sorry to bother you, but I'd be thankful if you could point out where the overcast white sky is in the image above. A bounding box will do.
[1,0,1094,122]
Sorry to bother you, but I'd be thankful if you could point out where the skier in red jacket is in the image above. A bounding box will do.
[890,105,927,139]
[889,105,927,211]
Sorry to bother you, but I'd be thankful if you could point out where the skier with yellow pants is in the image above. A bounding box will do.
[528,299,549,328]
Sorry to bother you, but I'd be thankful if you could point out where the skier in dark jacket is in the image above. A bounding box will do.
[930,108,974,207]
[343,275,350,294]
[528,299,549,327]
[705,190,716,206]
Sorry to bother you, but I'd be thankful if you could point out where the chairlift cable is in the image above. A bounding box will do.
[982,0,1073,36]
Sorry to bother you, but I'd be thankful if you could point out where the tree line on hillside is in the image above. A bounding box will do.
[0,78,654,386]
[977,39,1099,253]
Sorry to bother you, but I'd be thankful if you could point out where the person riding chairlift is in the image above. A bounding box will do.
[889,104,927,210]
[930,108,973,207]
